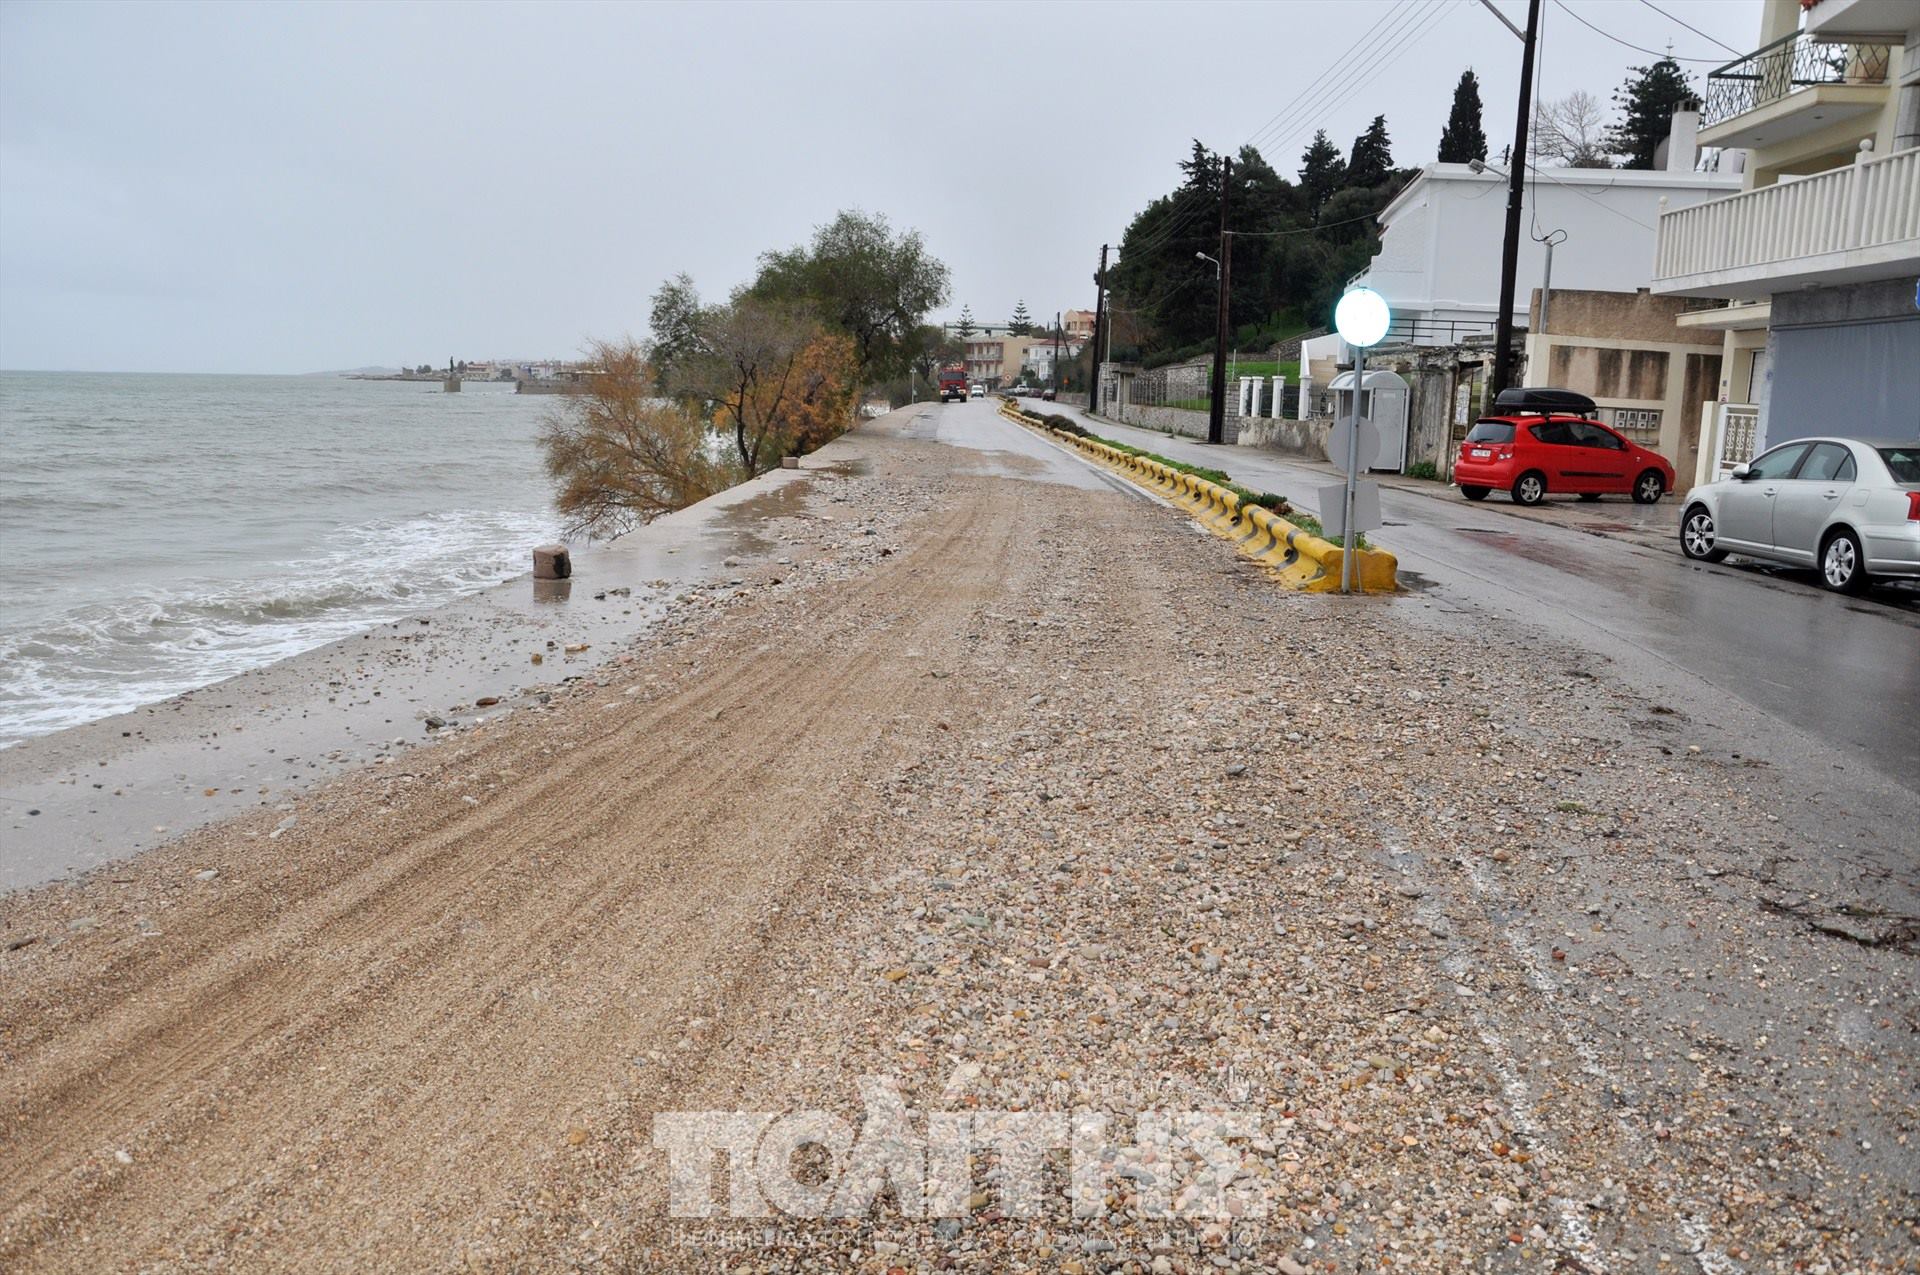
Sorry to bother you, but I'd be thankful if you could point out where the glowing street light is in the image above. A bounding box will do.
[1331,287,1392,593]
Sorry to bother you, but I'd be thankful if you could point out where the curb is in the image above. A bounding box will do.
[999,402,1397,592]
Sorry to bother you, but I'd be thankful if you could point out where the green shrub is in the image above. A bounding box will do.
[1404,460,1439,481]
[1044,414,1089,437]
[1224,484,1292,515]
[1102,441,1229,484]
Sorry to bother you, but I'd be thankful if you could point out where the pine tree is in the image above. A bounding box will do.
[1608,58,1695,169]
[955,304,976,341]
[1298,130,1346,219]
[1008,300,1032,335]
[1179,138,1223,194]
[1437,70,1489,163]
[1347,115,1394,188]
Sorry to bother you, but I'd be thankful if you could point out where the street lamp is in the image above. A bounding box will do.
[1332,286,1391,595]
[1195,250,1221,278]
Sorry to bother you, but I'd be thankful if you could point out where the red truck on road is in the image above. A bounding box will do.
[936,365,968,403]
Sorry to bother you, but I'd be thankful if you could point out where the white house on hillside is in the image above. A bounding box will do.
[1356,150,1740,344]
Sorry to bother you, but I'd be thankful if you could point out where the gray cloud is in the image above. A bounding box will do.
[0,0,1753,373]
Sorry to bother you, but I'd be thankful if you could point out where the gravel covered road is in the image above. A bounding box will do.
[2,402,1914,1273]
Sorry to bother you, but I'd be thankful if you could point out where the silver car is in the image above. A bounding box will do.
[1679,437,1920,594]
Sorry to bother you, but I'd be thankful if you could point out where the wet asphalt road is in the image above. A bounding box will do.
[955,399,1920,789]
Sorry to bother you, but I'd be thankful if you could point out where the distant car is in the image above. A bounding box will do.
[1041,388,1057,402]
[1453,388,1674,506]
[970,383,985,398]
[1679,437,1920,594]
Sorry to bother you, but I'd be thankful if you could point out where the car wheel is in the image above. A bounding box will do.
[1680,505,1727,562]
[1511,471,1547,506]
[1578,492,1602,502]
[1460,485,1490,502]
[1632,470,1665,504]
[1820,528,1869,595]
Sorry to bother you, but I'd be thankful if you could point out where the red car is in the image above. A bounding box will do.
[1453,388,1674,506]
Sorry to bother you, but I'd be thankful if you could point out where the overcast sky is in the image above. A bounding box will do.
[0,0,1759,374]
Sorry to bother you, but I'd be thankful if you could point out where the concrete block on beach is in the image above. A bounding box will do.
[781,456,800,470]
[532,545,571,580]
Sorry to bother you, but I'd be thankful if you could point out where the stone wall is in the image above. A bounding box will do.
[1128,361,1212,406]
[1235,415,1328,459]
[1110,402,1227,441]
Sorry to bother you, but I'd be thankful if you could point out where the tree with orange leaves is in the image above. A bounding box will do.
[538,338,729,538]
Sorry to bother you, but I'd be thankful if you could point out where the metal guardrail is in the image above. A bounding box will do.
[1702,31,1890,130]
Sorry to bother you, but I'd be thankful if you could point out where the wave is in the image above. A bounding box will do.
[0,508,563,747]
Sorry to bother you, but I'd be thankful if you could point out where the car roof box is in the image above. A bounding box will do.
[1492,386,1595,415]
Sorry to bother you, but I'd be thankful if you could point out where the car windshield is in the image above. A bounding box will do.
[1464,421,1514,444]
[1878,446,1920,483]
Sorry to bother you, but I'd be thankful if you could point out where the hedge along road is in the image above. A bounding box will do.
[1053,402,1920,790]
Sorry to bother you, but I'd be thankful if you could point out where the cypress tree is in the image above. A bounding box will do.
[1348,115,1394,188]
[1437,70,1489,163]
[1298,130,1346,219]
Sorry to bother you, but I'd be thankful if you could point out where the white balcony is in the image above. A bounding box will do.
[1651,147,1920,299]
[1803,0,1919,43]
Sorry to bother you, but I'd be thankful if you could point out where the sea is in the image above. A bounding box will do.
[0,372,565,748]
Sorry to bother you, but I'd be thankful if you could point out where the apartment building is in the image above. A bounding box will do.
[1650,0,1920,485]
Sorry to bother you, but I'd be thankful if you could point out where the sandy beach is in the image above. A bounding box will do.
[0,462,819,893]
[2,405,1915,1272]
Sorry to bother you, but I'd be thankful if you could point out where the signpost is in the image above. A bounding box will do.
[1330,287,1391,593]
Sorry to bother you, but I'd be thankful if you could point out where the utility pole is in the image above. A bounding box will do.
[1206,157,1232,445]
[1490,0,1541,401]
[1053,312,1061,396]
[1090,244,1109,413]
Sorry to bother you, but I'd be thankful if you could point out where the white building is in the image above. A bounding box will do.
[1650,0,1920,480]
[1022,338,1083,382]
[1356,155,1740,344]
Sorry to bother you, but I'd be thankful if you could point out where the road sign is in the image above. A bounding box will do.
[1326,414,1380,475]
[1317,480,1381,542]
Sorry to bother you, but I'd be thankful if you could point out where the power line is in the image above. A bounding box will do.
[1246,1,1450,159]
[1240,0,1413,148]
[1244,0,1426,155]
[1249,1,1457,160]
[1552,0,1725,62]
[1231,209,1384,237]
[1525,163,1655,229]
[1635,0,1742,56]
[1123,0,1449,262]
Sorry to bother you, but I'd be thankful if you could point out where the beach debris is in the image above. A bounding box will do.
[475,697,500,708]
[564,644,589,655]
[424,715,447,731]
[530,653,543,665]
[532,545,571,581]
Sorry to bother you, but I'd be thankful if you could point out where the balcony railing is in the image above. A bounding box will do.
[1702,30,1890,130]
[1653,147,1920,289]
